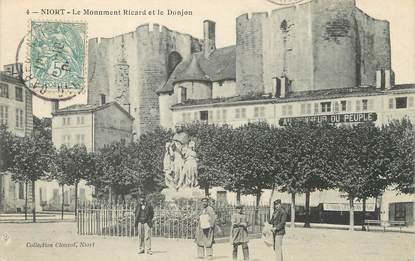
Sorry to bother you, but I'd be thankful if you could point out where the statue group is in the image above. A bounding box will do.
[163,132,199,190]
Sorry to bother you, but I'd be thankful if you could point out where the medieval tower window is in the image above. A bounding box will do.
[168,51,182,77]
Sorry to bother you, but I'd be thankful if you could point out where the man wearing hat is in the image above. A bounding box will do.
[134,196,154,255]
[195,197,216,259]
[231,204,250,260]
[269,199,287,261]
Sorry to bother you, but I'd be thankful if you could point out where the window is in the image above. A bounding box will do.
[286,105,292,116]
[341,101,347,112]
[260,107,265,117]
[362,99,368,111]
[409,97,414,108]
[254,107,260,117]
[314,103,320,114]
[222,110,227,122]
[0,105,8,126]
[388,98,394,109]
[180,87,187,102]
[235,108,240,119]
[15,87,23,101]
[100,94,106,105]
[241,108,246,118]
[76,134,85,145]
[0,83,8,98]
[62,135,71,147]
[15,108,23,128]
[333,101,339,113]
[321,102,331,113]
[254,106,265,117]
[200,111,208,121]
[355,100,361,111]
[395,97,408,109]
[77,116,84,125]
[306,104,311,114]
[300,104,306,114]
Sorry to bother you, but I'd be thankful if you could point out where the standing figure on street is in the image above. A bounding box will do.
[269,199,287,261]
[134,196,154,255]
[195,198,216,259]
[231,204,250,261]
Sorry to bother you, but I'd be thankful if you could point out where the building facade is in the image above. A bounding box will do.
[0,63,34,213]
[157,0,415,226]
[36,101,135,211]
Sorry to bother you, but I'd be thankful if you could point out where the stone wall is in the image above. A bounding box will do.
[93,104,133,150]
[88,24,201,137]
[235,0,391,94]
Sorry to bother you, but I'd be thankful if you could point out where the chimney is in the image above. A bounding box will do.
[51,100,59,113]
[203,20,216,58]
[274,76,288,98]
[375,70,382,89]
[384,69,391,90]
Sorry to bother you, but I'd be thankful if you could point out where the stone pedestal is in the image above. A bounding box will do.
[161,187,205,202]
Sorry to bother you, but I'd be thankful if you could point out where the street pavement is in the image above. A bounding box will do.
[0,222,414,261]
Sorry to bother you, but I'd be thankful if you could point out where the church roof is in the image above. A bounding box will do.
[157,46,236,94]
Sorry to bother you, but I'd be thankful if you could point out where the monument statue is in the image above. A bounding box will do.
[163,132,199,190]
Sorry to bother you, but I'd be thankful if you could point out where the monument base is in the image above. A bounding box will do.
[161,187,205,202]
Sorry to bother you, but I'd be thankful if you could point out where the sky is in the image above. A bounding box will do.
[1,0,414,118]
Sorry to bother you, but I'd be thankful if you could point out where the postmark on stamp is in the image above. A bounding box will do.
[23,20,87,100]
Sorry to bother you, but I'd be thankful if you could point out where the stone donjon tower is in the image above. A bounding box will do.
[236,0,391,95]
[88,24,201,137]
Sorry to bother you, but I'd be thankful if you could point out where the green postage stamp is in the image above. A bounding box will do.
[24,20,87,100]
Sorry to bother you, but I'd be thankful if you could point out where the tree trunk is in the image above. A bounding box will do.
[290,192,295,229]
[31,180,36,223]
[349,198,354,231]
[74,182,78,217]
[304,190,311,228]
[361,197,367,231]
[24,181,28,220]
[204,184,209,197]
[236,190,241,205]
[255,191,261,225]
[61,184,64,220]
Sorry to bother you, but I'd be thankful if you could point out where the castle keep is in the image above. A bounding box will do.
[87,0,392,135]
[87,24,202,136]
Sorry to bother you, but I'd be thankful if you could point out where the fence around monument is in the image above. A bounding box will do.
[77,201,270,239]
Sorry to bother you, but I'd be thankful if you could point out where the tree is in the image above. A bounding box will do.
[47,146,71,219]
[10,133,54,222]
[0,125,17,171]
[59,144,94,216]
[329,122,389,231]
[94,140,140,202]
[382,118,415,194]
[236,122,275,207]
[134,127,173,194]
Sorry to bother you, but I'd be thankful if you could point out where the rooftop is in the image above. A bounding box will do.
[52,102,134,120]
[157,46,236,94]
[171,84,415,109]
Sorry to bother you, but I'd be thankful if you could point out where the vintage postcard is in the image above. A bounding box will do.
[0,0,414,260]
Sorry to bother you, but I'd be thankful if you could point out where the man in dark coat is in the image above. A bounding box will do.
[269,199,287,261]
[134,196,154,255]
